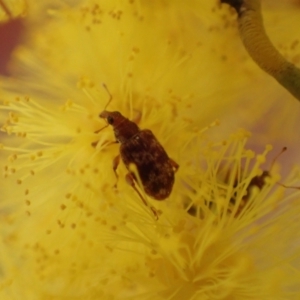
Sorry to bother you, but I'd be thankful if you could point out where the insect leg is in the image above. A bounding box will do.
[91,124,109,147]
[169,158,179,172]
[125,172,159,219]
[94,124,109,134]
[112,154,121,188]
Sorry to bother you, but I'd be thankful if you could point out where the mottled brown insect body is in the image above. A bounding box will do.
[120,129,175,200]
[99,110,178,201]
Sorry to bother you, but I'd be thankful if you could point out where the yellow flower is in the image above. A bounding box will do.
[1,0,300,299]
[0,0,27,23]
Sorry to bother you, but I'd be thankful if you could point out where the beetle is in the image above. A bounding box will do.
[95,85,179,217]
[186,147,287,218]
[229,146,287,216]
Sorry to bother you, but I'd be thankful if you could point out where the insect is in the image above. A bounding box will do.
[246,147,287,191]
[229,146,287,216]
[186,147,287,218]
[95,85,179,218]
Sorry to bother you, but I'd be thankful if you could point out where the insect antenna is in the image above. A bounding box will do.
[267,147,300,190]
[258,146,287,185]
[91,84,113,146]
[102,83,113,110]
[94,84,113,133]
[278,182,300,190]
[269,146,287,173]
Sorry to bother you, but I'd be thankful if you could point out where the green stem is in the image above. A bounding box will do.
[221,0,300,101]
